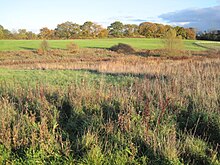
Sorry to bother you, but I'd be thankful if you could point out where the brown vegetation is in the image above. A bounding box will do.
[0,48,219,71]
[0,47,219,164]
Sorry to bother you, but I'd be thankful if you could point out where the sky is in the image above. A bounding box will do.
[0,0,220,32]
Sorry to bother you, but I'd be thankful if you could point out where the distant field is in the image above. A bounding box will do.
[0,38,208,51]
[195,41,220,50]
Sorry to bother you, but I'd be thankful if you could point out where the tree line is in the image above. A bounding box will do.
[197,30,220,41]
[0,21,196,40]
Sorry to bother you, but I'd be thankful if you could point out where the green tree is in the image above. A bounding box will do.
[81,21,103,38]
[55,21,81,39]
[17,29,28,40]
[3,29,13,39]
[123,24,139,37]
[26,31,37,40]
[107,21,124,38]
[0,25,12,39]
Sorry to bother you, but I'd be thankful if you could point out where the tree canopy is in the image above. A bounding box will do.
[0,21,197,40]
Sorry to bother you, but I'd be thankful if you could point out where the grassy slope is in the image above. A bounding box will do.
[0,38,206,51]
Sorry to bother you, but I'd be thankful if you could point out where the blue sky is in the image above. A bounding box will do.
[0,0,220,32]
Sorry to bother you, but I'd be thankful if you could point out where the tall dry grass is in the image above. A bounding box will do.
[0,49,219,164]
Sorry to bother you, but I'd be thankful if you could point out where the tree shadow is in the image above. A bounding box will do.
[57,99,92,158]
[87,46,107,49]
[19,47,36,50]
[74,68,169,81]
[133,136,173,165]
[193,42,210,50]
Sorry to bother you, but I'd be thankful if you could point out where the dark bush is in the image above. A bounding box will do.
[109,43,135,54]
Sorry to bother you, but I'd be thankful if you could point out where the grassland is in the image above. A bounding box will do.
[195,41,220,50]
[0,40,220,164]
[0,38,208,51]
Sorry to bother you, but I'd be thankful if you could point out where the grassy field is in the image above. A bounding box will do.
[0,39,219,164]
[195,41,220,50]
[0,38,208,51]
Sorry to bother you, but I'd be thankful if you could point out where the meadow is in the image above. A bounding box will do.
[0,38,208,51]
[0,40,220,164]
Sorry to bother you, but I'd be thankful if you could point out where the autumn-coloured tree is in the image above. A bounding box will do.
[39,27,55,40]
[155,24,166,38]
[185,28,196,40]
[97,29,108,38]
[139,22,158,38]
[175,26,187,39]
[0,21,199,40]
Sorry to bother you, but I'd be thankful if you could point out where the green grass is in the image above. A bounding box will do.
[0,68,136,89]
[0,38,207,51]
[195,41,220,50]
[0,57,219,164]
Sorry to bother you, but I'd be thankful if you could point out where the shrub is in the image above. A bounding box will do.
[66,42,79,53]
[40,40,50,54]
[163,29,184,56]
[109,43,135,54]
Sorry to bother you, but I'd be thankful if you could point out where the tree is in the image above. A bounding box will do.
[0,29,4,39]
[55,21,81,39]
[39,27,55,40]
[3,29,13,39]
[97,29,108,38]
[139,22,157,38]
[164,25,173,32]
[174,26,187,39]
[185,28,196,40]
[17,29,28,40]
[123,24,139,37]
[26,31,37,40]
[81,21,104,38]
[197,30,220,41]
[107,21,124,38]
[0,25,11,39]
[155,24,166,38]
